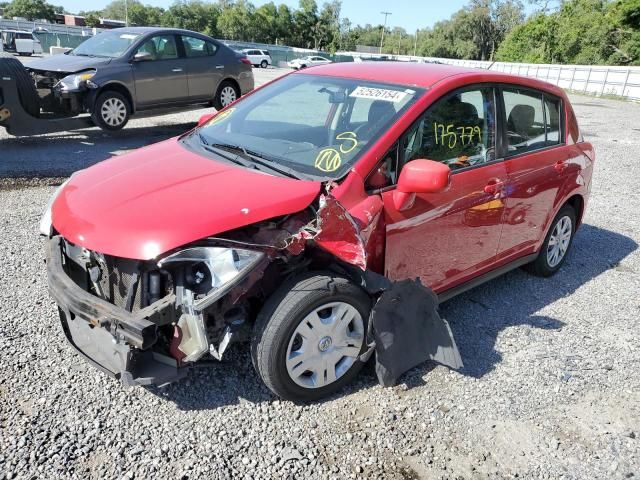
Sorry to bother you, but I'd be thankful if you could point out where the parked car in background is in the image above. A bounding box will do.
[42,62,593,402]
[24,27,254,130]
[241,48,272,68]
[1,30,43,56]
[288,55,332,69]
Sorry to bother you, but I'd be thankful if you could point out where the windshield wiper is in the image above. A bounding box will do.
[197,134,256,169]
[206,140,301,180]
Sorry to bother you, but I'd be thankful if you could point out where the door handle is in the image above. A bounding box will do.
[172,68,183,72]
[484,179,504,195]
[554,160,567,173]
[215,65,224,69]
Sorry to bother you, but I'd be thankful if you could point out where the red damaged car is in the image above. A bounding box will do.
[42,63,594,402]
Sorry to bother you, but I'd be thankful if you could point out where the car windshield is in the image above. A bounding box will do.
[184,74,422,180]
[70,31,141,58]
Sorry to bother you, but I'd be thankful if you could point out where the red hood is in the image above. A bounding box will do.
[51,138,321,260]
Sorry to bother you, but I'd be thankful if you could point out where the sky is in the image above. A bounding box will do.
[57,0,538,32]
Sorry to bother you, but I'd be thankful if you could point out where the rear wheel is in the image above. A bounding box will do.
[0,55,40,117]
[91,91,130,131]
[260,60,268,68]
[251,273,371,402]
[213,80,240,110]
[525,204,576,277]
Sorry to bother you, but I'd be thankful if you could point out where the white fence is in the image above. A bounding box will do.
[347,51,640,102]
[437,59,640,101]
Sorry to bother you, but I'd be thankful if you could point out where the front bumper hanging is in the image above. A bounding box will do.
[0,76,93,136]
[47,236,186,386]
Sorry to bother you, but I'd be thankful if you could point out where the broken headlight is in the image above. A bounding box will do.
[158,247,264,310]
[57,70,96,92]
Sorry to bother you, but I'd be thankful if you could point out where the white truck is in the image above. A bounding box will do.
[1,30,43,56]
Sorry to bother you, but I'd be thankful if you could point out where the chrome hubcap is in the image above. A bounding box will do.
[220,86,237,107]
[547,215,572,267]
[286,302,364,389]
[101,97,127,127]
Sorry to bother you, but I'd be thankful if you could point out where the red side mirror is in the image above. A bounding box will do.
[198,112,216,126]
[393,159,450,210]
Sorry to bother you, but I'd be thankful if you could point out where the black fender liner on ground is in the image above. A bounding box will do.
[0,55,40,117]
[369,279,463,387]
[332,264,463,387]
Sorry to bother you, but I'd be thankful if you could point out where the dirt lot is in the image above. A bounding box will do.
[0,66,639,479]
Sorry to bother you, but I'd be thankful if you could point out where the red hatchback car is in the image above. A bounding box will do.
[43,63,594,401]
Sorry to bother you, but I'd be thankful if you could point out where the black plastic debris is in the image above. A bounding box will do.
[369,278,463,387]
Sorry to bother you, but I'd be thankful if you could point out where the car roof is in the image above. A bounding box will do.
[299,61,563,93]
[107,26,212,37]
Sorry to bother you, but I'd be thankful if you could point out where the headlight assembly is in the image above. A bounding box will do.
[158,246,265,310]
[57,70,96,91]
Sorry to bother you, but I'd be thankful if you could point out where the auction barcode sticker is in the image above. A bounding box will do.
[349,86,409,103]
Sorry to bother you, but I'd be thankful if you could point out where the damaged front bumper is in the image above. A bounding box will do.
[47,236,186,386]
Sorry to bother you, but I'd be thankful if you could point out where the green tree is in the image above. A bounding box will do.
[3,0,56,21]
[84,12,101,27]
[162,0,219,35]
[218,0,255,40]
[294,0,318,48]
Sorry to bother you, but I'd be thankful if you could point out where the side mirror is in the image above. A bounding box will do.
[198,112,216,126]
[393,159,450,210]
[132,51,152,62]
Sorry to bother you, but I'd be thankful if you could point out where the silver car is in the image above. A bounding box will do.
[26,27,254,130]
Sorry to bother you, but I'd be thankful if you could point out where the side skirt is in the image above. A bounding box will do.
[437,253,538,304]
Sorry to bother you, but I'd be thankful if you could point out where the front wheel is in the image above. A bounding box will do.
[251,273,371,402]
[260,60,268,68]
[213,80,240,110]
[525,204,576,277]
[91,91,130,131]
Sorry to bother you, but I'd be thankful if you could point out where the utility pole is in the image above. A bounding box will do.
[379,11,391,54]
[413,28,418,57]
[124,0,129,26]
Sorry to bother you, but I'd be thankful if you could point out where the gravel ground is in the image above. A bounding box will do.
[1,68,639,479]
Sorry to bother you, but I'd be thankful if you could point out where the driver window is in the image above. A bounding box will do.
[400,87,496,172]
[136,35,178,61]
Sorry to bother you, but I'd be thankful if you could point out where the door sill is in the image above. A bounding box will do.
[437,253,538,304]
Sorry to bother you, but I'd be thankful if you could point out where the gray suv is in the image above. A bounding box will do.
[26,27,254,130]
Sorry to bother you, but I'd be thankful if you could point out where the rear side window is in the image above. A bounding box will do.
[181,36,216,57]
[544,96,561,146]
[503,88,563,154]
[503,89,545,154]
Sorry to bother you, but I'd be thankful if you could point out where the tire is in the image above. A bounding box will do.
[251,272,371,402]
[525,204,576,277]
[0,55,40,117]
[91,90,130,131]
[213,80,240,110]
[260,60,268,68]
[299,64,307,69]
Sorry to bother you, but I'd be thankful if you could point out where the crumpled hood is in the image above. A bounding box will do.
[51,138,321,260]
[27,54,112,73]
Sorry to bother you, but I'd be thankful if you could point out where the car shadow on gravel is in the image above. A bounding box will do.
[146,224,637,409]
[439,223,637,379]
[0,122,197,177]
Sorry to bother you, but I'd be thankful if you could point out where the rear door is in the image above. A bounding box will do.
[132,34,188,108]
[496,87,569,262]
[180,35,222,102]
[379,85,508,293]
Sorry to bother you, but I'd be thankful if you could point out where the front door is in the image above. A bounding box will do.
[132,34,188,108]
[379,86,508,293]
